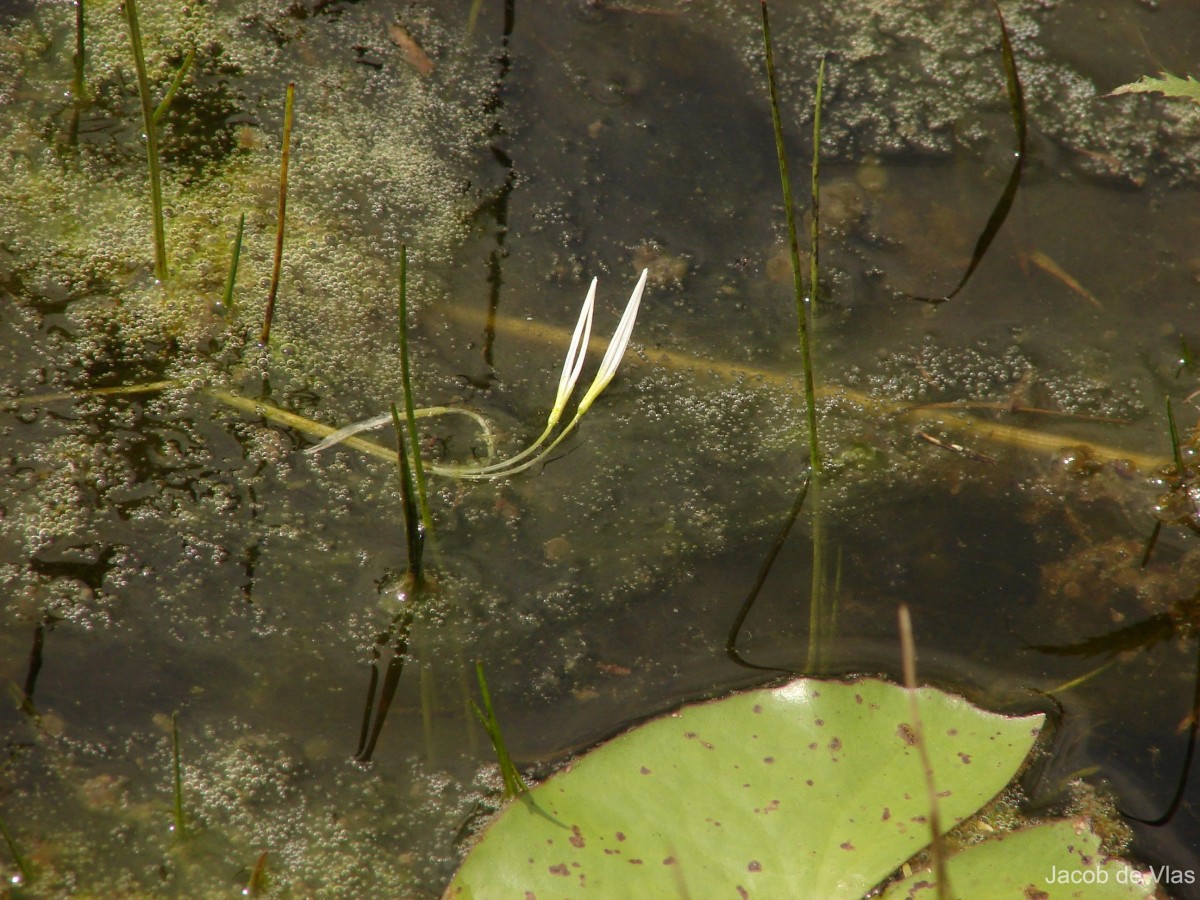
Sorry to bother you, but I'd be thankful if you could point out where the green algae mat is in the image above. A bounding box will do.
[446,677,1156,898]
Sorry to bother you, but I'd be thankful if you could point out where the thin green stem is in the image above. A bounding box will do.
[466,0,486,36]
[221,212,245,314]
[390,403,424,585]
[72,0,86,107]
[261,82,295,346]
[809,55,826,316]
[805,475,826,672]
[761,1,821,474]
[123,0,168,281]
[398,246,433,540]
[1167,395,1185,475]
[152,47,195,125]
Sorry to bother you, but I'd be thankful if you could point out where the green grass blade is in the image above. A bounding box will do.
[471,662,526,799]
[123,0,168,281]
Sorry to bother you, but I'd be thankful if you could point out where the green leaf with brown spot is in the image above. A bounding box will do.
[445,677,1052,897]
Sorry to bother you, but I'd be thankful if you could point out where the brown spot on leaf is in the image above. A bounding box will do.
[753,704,762,714]
[640,766,652,775]
[958,752,972,764]
[840,841,854,850]
[737,888,749,899]
[615,832,626,842]
[569,825,585,848]
[663,856,676,865]
[897,723,916,745]
[829,737,842,751]
[548,863,569,877]
[748,860,762,872]
[763,756,775,764]
[882,807,891,821]
[1023,888,1049,900]
[629,859,644,865]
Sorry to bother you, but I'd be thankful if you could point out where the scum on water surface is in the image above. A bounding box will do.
[2,0,1200,894]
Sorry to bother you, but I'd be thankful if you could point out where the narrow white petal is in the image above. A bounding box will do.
[580,267,648,408]
[555,278,596,413]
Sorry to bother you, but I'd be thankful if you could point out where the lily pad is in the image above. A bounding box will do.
[446,677,1049,897]
[882,818,1156,899]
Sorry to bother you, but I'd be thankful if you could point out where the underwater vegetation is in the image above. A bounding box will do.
[2,0,1200,896]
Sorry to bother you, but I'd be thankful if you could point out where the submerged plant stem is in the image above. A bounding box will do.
[436,303,1169,470]
[171,711,187,838]
[0,809,33,885]
[123,0,168,281]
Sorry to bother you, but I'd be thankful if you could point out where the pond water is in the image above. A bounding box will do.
[2,0,1200,895]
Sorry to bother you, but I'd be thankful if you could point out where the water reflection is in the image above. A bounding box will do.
[3,0,1200,894]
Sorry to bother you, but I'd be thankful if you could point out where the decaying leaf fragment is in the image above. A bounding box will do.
[1107,72,1200,104]
[387,22,434,76]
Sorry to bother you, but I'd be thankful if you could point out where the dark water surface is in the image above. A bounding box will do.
[3,0,1200,895]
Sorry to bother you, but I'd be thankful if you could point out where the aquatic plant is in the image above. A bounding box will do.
[123,0,192,281]
[760,0,821,475]
[260,82,296,346]
[307,268,650,481]
[469,662,526,799]
[446,677,1154,897]
[1109,72,1200,105]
